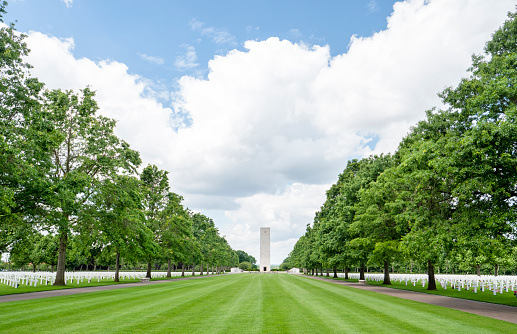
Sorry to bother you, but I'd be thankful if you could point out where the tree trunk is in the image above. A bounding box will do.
[200,263,203,276]
[359,262,365,281]
[114,251,120,282]
[146,260,152,278]
[383,260,391,285]
[476,264,481,276]
[333,266,337,278]
[326,268,330,277]
[427,260,437,290]
[181,263,185,277]
[494,264,499,276]
[192,264,196,276]
[344,267,349,279]
[53,230,68,286]
[167,259,172,278]
[33,263,36,273]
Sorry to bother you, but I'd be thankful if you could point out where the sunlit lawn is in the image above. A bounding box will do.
[1,273,516,333]
[356,277,517,307]
[0,277,141,296]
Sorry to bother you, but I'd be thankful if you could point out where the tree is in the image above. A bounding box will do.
[191,213,216,275]
[239,261,252,271]
[35,233,59,272]
[41,88,140,285]
[160,192,192,278]
[236,250,256,265]
[140,164,169,278]
[91,175,155,282]
[0,2,51,259]
[352,159,408,285]
[438,12,517,275]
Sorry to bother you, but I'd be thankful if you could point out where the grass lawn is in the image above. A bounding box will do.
[0,273,199,296]
[1,274,516,333]
[360,278,517,307]
[0,277,143,296]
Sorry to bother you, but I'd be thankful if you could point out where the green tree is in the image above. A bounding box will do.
[140,164,169,278]
[91,175,155,282]
[352,158,407,285]
[238,261,252,271]
[42,88,140,285]
[438,12,517,276]
[236,250,256,265]
[160,192,192,278]
[0,3,52,258]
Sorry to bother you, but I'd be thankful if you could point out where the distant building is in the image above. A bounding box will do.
[288,268,300,274]
[260,227,270,272]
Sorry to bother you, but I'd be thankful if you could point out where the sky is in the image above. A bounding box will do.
[3,0,515,265]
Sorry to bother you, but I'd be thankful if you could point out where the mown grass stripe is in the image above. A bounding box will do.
[1,274,516,333]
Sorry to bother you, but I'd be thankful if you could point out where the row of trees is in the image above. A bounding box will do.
[0,3,237,285]
[288,12,517,290]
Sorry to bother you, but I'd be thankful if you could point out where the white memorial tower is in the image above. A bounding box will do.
[260,227,270,272]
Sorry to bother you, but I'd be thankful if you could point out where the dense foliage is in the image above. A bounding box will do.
[288,12,517,289]
[0,4,238,282]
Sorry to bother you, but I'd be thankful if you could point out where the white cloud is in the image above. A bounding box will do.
[139,53,165,65]
[25,32,176,168]
[61,0,73,8]
[224,183,329,264]
[189,18,237,45]
[174,45,198,70]
[20,0,515,263]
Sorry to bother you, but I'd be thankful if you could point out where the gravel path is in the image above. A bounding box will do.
[2,273,517,325]
[305,275,517,324]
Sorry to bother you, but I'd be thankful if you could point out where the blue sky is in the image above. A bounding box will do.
[6,0,397,86]
[3,0,515,264]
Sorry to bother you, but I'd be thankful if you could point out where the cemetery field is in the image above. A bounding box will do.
[1,274,516,333]
[0,277,142,296]
[365,279,517,307]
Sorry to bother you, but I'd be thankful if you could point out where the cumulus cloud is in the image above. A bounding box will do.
[25,32,176,168]
[225,183,329,263]
[20,0,515,263]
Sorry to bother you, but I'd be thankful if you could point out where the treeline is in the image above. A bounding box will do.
[286,12,517,290]
[0,3,237,284]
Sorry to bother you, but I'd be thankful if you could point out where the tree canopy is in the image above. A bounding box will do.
[288,11,517,289]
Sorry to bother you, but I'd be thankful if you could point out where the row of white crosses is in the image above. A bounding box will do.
[0,271,193,288]
[336,273,517,296]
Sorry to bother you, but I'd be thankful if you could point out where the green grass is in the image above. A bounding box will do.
[0,277,142,296]
[1,274,516,333]
[362,278,517,307]
[0,274,215,296]
[314,274,517,307]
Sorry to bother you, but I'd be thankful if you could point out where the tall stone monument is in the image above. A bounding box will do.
[260,227,270,272]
